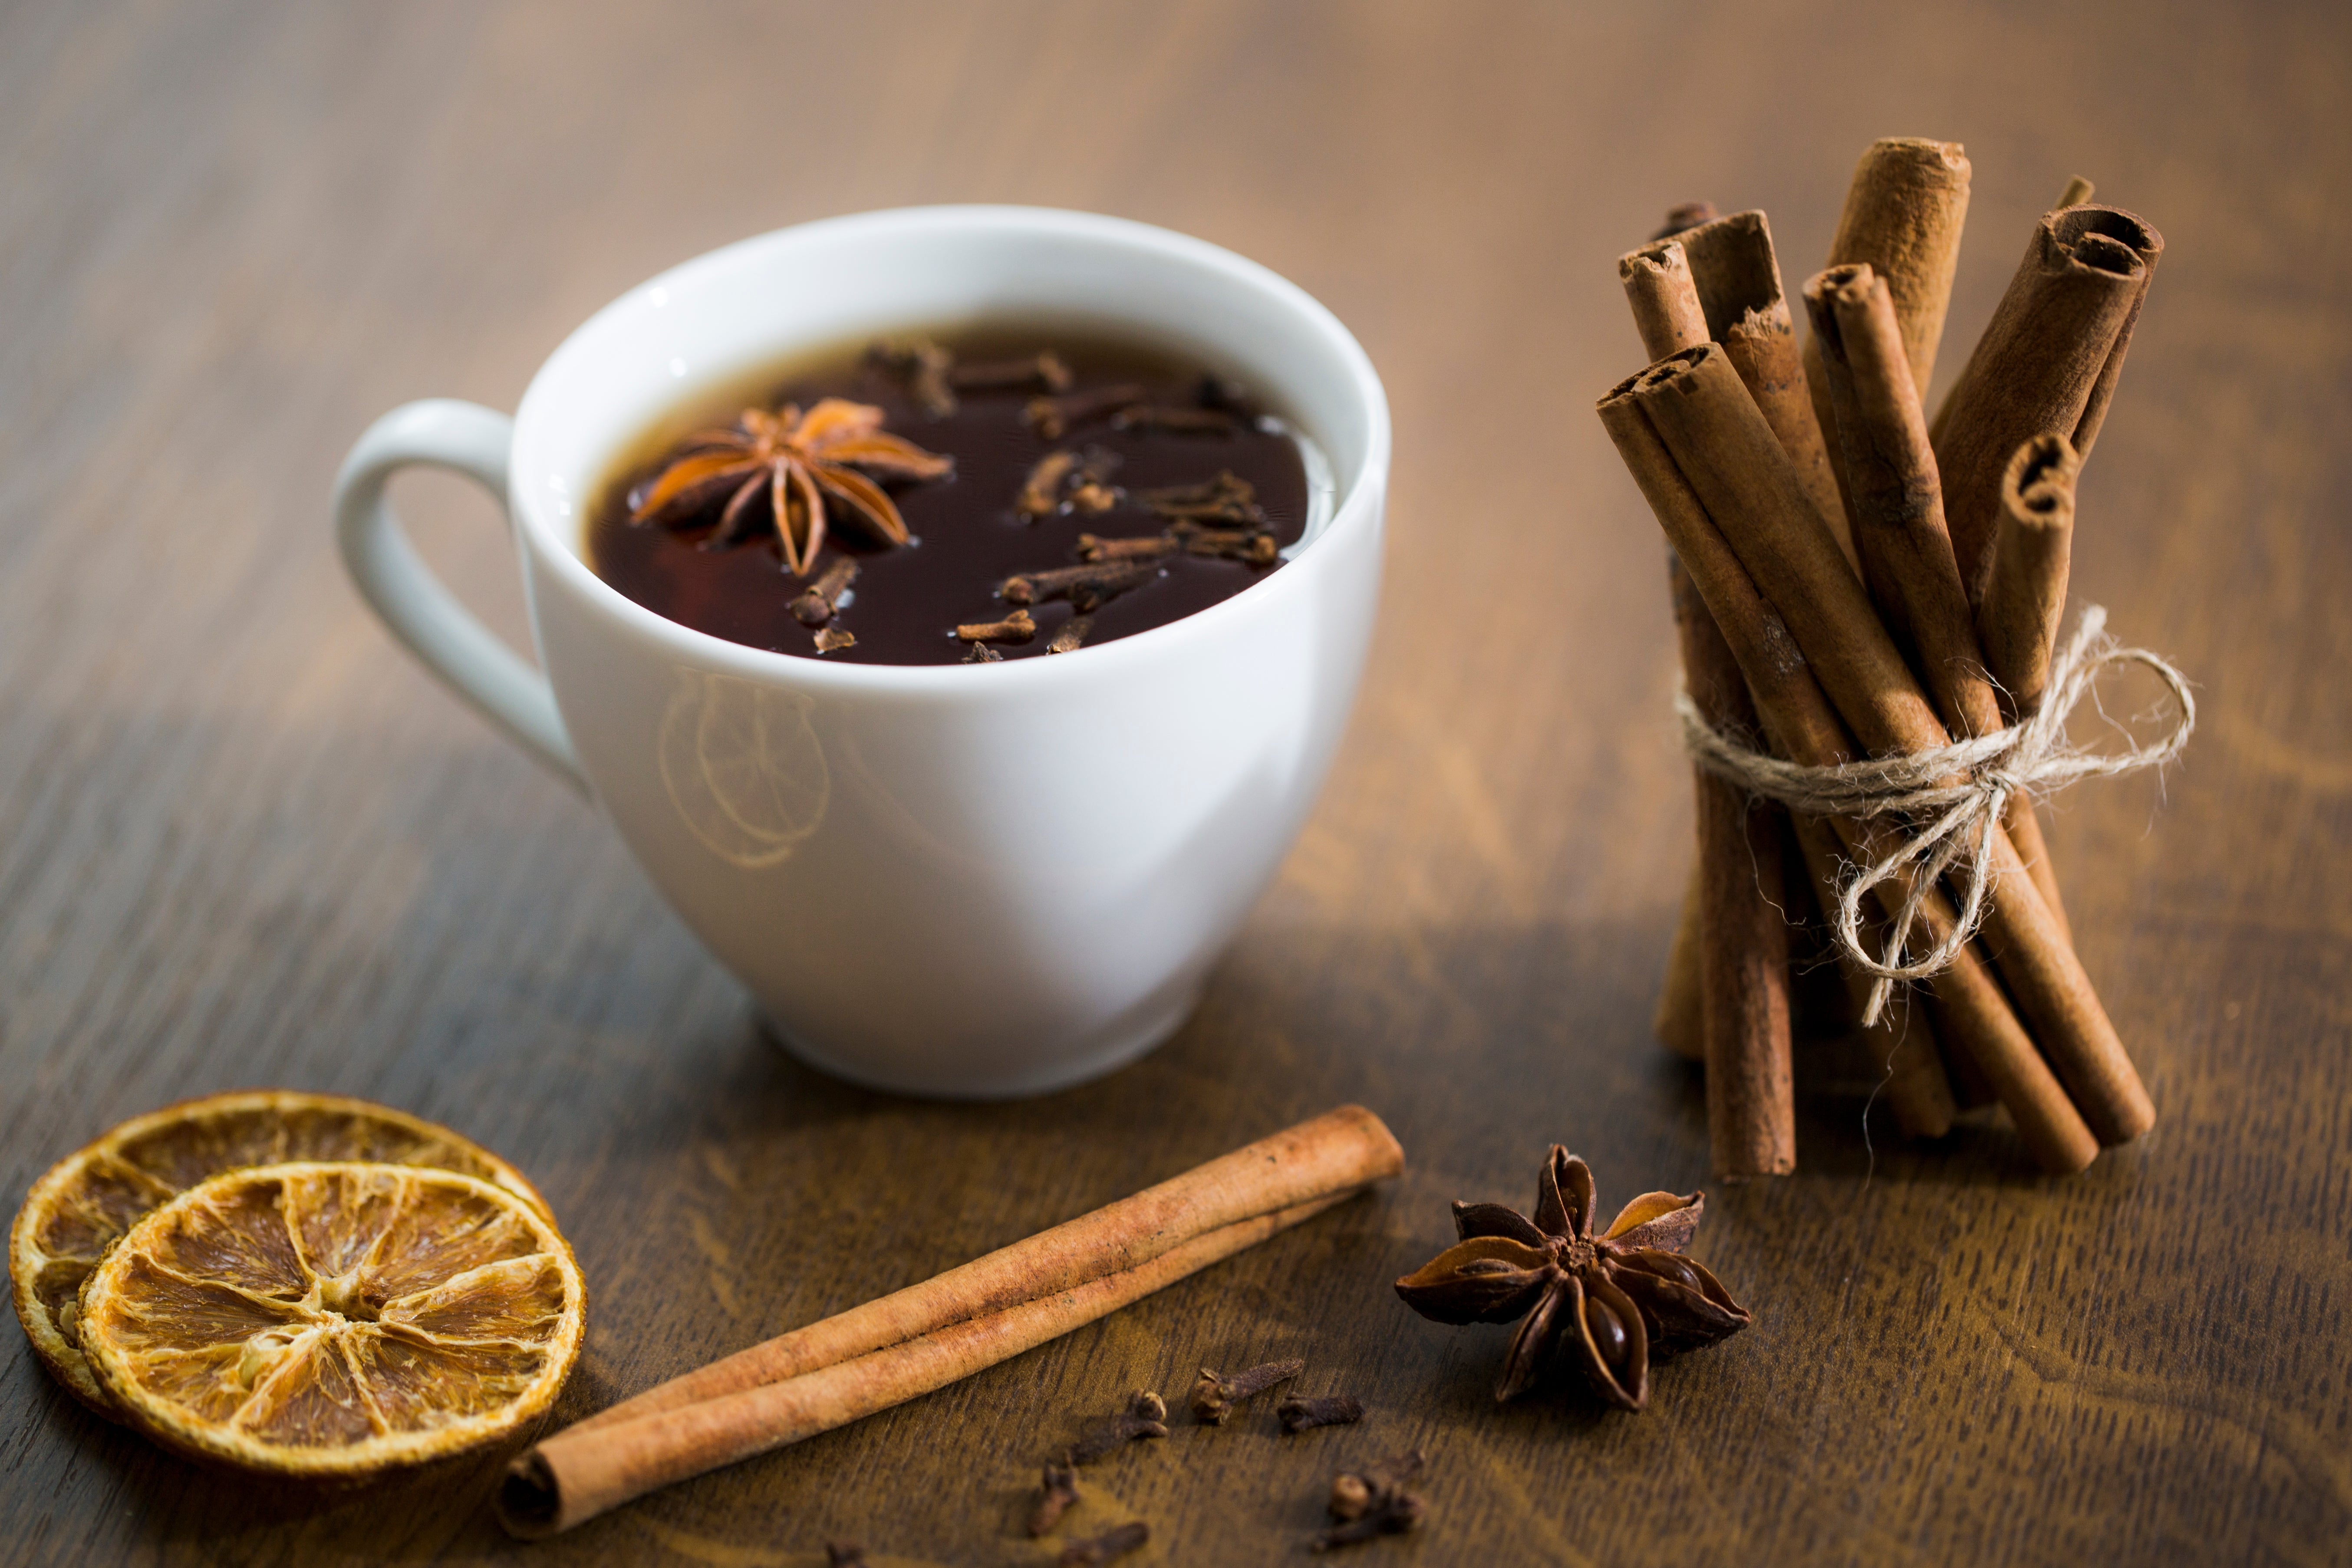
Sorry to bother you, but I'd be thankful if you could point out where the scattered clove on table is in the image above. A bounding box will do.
[1327,1449,1426,1522]
[1067,1390,1169,1465]
[1028,1459,1082,1536]
[1277,1393,1365,1433]
[1190,1358,1304,1425]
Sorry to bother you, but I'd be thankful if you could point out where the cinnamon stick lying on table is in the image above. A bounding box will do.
[1598,362,2099,1171]
[1669,554,1795,1177]
[1802,263,2070,938]
[1625,345,2150,1146]
[1932,205,2161,597]
[1979,433,2080,722]
[499,1107,1403,1538]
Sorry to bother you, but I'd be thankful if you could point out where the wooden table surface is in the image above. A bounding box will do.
[5,3,2348,1564]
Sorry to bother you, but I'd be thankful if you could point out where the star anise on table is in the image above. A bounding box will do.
[1394,1147,1749,1412]
[629,398,952,575]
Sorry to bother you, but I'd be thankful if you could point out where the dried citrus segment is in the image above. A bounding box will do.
[77,1163,583,1477]
[380,1255,570,1342]
[9,1090,546,1415]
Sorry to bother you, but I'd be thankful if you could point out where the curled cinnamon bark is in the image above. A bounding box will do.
[1980,433,2080,721]
[1932,205,2161,598]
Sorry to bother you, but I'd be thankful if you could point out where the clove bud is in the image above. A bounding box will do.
[1018,451,1081,520]
[1327,1450,1425,1522]
[790,557,860,626]
[1028,1459,1081,1536]
[1078,534,1179,563]
[1000,559,1158,612]
[1136,471,1263,525]
[1112,404,1237,436]
[952,350,1073,394]
[1314,1490,1425,1552]
[1277,1393,1364,1433]
[1181,528,1279,565]
[955,609,1037,644]
[1027,384,1148,440]
[866,336,956,418]
[1067,1390,1168,1464]
[1190,1357,1304,1425]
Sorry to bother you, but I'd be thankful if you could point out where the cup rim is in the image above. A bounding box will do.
[508,204,1390,693]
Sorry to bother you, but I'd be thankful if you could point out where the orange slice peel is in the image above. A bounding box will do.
[74,1161,583,1477]
[10,1090,548,1417]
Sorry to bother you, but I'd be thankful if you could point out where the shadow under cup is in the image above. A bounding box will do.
[508,207,1391,1097]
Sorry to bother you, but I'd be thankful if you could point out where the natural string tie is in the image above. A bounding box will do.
[1674,606,2195,1024]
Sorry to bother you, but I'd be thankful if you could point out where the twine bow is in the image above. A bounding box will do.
[1674,606,2195,1024]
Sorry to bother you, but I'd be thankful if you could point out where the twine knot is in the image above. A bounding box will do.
[1674,606,2194,1024]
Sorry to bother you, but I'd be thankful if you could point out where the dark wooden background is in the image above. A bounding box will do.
[4,3,2347,1564]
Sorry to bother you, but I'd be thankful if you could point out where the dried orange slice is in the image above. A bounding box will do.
[9,1090,547,1415]
[74,1162,583,1477]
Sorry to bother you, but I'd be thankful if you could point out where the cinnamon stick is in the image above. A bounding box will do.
[1655,863,1706,1063]
[1598,367,2098,1170]
[1618,241,1711,362]
[1627,345,2147,1144]
[1978,431,2082,942]
[1810,138,1973,395]
[1919,175,2092,446]
[1669,554,1795,1177]
[1675,209,1853,571]
[1932,206,2161,598]
[1802,263,2070,936]
[1979,433,2079,721]
[556,1106,1401,1452]
[501,1196,1354,1538]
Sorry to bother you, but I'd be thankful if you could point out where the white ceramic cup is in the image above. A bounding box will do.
[334,206,1389,1096]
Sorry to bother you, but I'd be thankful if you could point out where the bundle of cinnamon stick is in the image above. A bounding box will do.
[1611,140,2165,1179]
[495,1106,1403,1538]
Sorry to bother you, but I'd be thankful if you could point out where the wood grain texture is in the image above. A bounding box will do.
[3,2,2349,1563]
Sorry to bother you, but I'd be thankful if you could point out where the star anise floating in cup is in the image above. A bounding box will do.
[1394,1147,1749,1411]
[629,398,952,575]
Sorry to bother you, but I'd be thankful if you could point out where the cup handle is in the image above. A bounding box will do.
[333,399,587,794]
